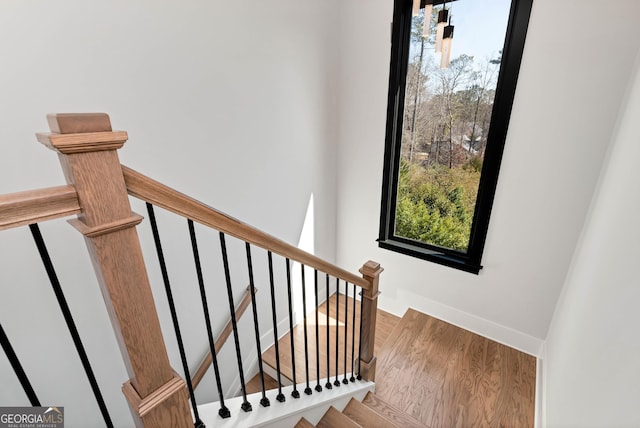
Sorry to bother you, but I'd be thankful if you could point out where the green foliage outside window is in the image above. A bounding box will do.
[395,159,481,251]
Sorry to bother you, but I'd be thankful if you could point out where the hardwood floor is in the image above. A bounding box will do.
[375,309,536,428]
[256,297,536,427]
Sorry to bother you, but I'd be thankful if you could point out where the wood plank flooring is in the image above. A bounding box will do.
[261,293,400,384]
[254,298,536,427]
[375,308,536,428]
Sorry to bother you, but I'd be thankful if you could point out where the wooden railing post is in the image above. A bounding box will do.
[358,260,383,382]
[36,113,193,428]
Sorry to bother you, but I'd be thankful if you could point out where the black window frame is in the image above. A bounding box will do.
[378,0,534,274]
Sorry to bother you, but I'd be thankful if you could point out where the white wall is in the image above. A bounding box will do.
[3,0,639,425]
[542,51,640,428]
[334,0,640,352]
[0,1,340,426]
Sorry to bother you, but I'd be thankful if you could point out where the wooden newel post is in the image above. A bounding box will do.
[358,260,383,382]
[36,113,193,428]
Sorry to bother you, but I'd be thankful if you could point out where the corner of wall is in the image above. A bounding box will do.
[535,341,546,428]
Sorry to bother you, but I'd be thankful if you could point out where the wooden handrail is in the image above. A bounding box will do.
[122,165,370,289]
[191,286,255,390]
[0,185,81,231]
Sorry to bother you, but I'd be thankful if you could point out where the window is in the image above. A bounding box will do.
[379,0,533,274]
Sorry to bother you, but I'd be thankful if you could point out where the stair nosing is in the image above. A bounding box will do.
[343,397,401,428]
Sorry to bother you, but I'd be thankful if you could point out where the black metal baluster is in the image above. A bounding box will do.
[29,224,113,428]
[267,251,286,403]
[0,323,40,406]
[245,244,270,408]
[300,265,312,395]
[342,283,349,385]
[188,220,230,418]
[285,259,300,399]
[324,274,332,390]
[334,278,340,387]
[219,232,252,412]
[350,283,357,383]
[146,206,205,427]
[314,270,322,393]
[357,290,364,381]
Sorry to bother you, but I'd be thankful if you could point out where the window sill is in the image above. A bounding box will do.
[378,238,482,275]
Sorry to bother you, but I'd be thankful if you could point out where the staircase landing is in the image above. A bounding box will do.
[375,308,537,427]
[259,302,536,427]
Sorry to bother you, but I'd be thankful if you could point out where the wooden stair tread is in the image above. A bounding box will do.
[362,392,428,428]
[343,397,399,428]
[317,406,362,428]
[295,417,316,428]
[262,293,400,382]
[245,371,279,394]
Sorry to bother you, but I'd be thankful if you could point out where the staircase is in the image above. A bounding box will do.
[1,113,536,427]
[296,392,427,428]
[0,113,384,428]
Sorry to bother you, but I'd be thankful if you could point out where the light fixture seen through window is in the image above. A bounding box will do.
[413,0,421,16]
[419,1,455,69]
[422,3,434,37]
[440,19,455,68]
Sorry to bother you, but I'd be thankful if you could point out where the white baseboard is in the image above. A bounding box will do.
[381,289,545,357]
[535,343,547,428]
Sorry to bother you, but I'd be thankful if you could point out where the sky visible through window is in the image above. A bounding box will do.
[416,0,511,88]
[447,0,511,59]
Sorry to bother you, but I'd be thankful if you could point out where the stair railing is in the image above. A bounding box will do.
[118,128,383,384]
[1,113,383,427]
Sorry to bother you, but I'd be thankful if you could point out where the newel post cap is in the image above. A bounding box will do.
[360,260,384,278]
[36,113,128,154]
[47,113,113,134]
